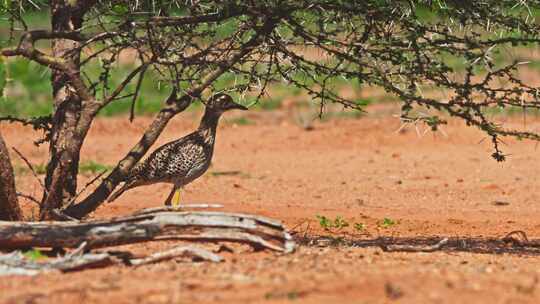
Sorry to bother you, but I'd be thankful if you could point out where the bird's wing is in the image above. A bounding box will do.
[140,133,207,182]
[163,139,206,176]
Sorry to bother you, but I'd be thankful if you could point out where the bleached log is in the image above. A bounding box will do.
[0,210,295,253]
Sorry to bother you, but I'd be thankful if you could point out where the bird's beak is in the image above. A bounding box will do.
[230,103,248,111]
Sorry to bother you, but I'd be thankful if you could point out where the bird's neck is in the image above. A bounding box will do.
[198,110,221,144]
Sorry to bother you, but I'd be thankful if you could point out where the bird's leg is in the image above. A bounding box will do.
[164,185,177,206]
[171,187,182,209]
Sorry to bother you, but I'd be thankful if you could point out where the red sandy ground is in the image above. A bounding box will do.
[2,105,540,303]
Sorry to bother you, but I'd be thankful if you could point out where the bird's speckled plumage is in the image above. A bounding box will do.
[126,131,214,187]
[108,94,247,203]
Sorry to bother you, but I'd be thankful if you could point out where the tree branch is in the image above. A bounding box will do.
[1,32,97,105]
[136,6,248,27]
[63,17,278,219]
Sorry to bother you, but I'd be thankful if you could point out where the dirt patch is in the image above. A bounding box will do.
[3,105,540,303]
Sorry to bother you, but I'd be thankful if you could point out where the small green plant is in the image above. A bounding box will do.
[379,217,397,228]
[13,164,29,175]
[23,248,45,261]
[316,215,331,230]
[34,163,47,174]
[13,160,113,177]
[264,291,300,301]
[333,216,349,229]
[287,291,299,300]
[316,215,349,230]
[353,222,367,232]
[14,163,46,175]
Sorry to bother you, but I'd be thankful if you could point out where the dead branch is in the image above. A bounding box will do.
[0,243,222,276]
[67,241,88,258]
[0,210,295,253]
[0,251,115,276]
[502,230,530,246]
[64,170,107,209]
[380,238,449,252]
[133,204,224,215]
[16,193,40,205]
[130,245,223,266]
[51,209,80,222]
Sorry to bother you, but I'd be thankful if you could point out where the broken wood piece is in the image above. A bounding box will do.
[0,210,295,253]
[381,238,449,252]
[133,204,224,215]
[130,245,223,266]
[0,251,115,276]
[0,244,223,276]
[66,241,88,258]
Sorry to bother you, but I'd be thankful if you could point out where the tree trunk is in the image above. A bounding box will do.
[0,131,22,221]
[40,2,85,219]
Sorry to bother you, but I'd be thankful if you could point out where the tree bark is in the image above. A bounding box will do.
[0,131,22,221]
[40,1,86,219]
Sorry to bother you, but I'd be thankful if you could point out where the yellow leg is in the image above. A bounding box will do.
[171,188,182,209]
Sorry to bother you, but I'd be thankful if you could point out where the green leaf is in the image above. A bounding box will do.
[0,0,11,13]
[333,216,349,229]
[380,217,396,228]
[316,215,331,229]
[23,249,46,261]
[112,4,129,15]
[354,223,366,231]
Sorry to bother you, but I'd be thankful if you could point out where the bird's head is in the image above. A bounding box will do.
[206,93,248,113]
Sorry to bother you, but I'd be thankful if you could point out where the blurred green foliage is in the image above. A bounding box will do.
[2,7,540,119]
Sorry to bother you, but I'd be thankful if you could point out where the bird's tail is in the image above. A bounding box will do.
[107,182,132,202]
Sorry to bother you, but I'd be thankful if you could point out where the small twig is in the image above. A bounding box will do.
[0,115,52,132]
[67,241,88,258]
[129,63,149,122]
[289,220,308,236]
[381,238,449,252]
[303,222,311,239]
[11,147,47,194]
[210,170,242,176]
[16,192,40,205]
[130,245,223,266]
[64,170,107,209]
[502,230,529,246]
[52,209,80,222]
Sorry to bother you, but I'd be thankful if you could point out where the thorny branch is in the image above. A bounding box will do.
[0,115,52,145]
